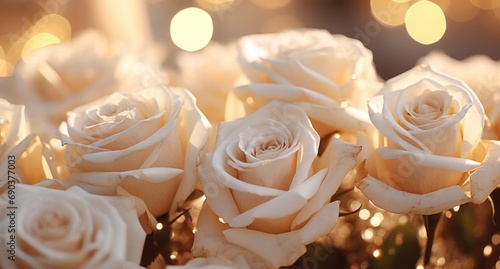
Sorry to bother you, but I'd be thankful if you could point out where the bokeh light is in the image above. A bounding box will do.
[251,0,290,9]
[469,0,500,10]
[21,32,61,60]
[443,0,479,22]
[170,7,213,52]
[262,14,303,33]
[405,1,446,45]
[0,46,9,77]
[195,0,235,12]
[370,0,412,27]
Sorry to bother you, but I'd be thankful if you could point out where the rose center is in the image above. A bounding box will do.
[404,90,457,129]
[35,210,70,240]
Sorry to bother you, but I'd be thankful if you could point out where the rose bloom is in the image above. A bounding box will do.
[0,98,56,186]
[228,28,381,136]
[0,30,155,141]
[419,51,500,139]
[175,42,243,123]
[0,184,148,269]
[192,102,360,268]
[168,256,251,269]
[59,85,210,217]
[357,65,500,215]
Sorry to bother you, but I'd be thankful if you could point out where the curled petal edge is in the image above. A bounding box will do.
[357,176,471,215]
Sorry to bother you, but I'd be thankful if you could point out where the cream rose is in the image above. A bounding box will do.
[59,85,210,217]
[0,30,154,141]
[419,51,500,139]
[0,98,56,187]
[228,28,381,136]
[357,65,500,215]
[0,184,147,269]
[193,102,360,268]
[175,42,243,123]
[168,256,251,269]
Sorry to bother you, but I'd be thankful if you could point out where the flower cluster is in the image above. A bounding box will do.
[0,28,498,269]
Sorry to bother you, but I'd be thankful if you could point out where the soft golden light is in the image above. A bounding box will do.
[493,4,500,19]
[195,0,235,12]
[444,0,479,22]
[373,249,381,258]
[156,223,164,230]
[492,234,500,245]
[370,0,411,27]
[0,46,9,77]
[359,209,371,220]
[470,0,500,10]
[33,14,72,42]
[252,0,290,9]
[483,245,493,256]
[170,7,213,52]
[262,14,303,33]
[362,228,375,241]
[21,33,61,60]
[405,1,446,45]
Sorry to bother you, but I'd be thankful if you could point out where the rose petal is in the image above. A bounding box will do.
[68,168,183,217]
[191,205,274,269]
[357,176,471,214]
[470,140,500,203]
[227,168,327,228]
[292,138,360,229]
[262,57,341,101]
[223,201,339,268]
[199,153,242,222]
[376,147,481,172]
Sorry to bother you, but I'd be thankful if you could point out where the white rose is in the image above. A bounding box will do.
[419,51,500,139]
[193,102,360,268]
[228,28,381,136]
[357,65,500,215]
[59,85,210,217]
[175,42,243,123]
[167,256,251,269]
[0,184,147,269]
[0,99,55,186]
[0,30,155,141]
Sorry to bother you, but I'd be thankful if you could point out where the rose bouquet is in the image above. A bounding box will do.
[0,26,498,269]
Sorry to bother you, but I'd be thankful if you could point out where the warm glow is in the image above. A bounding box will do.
[170,7,213,52]
[21,33,61,60]
[443,0,479,22]
[252,0,290,9]
[33,14,72,42]
[156,223,164,230]
[483,245,493,256]
[494,4,500,20]
[0,47,8,77]
[195,0,235,12]
[370,0,411,27]
[405,1,446,45]
[262,14,303,33]
[359,209,371,220]
[373,249,381,258]
[470,0,500,10]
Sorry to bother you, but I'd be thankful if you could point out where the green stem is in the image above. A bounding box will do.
[423,212,443,265]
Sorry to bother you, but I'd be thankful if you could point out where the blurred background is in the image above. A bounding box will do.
[1,0,500,79]
[0,1,499,268]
